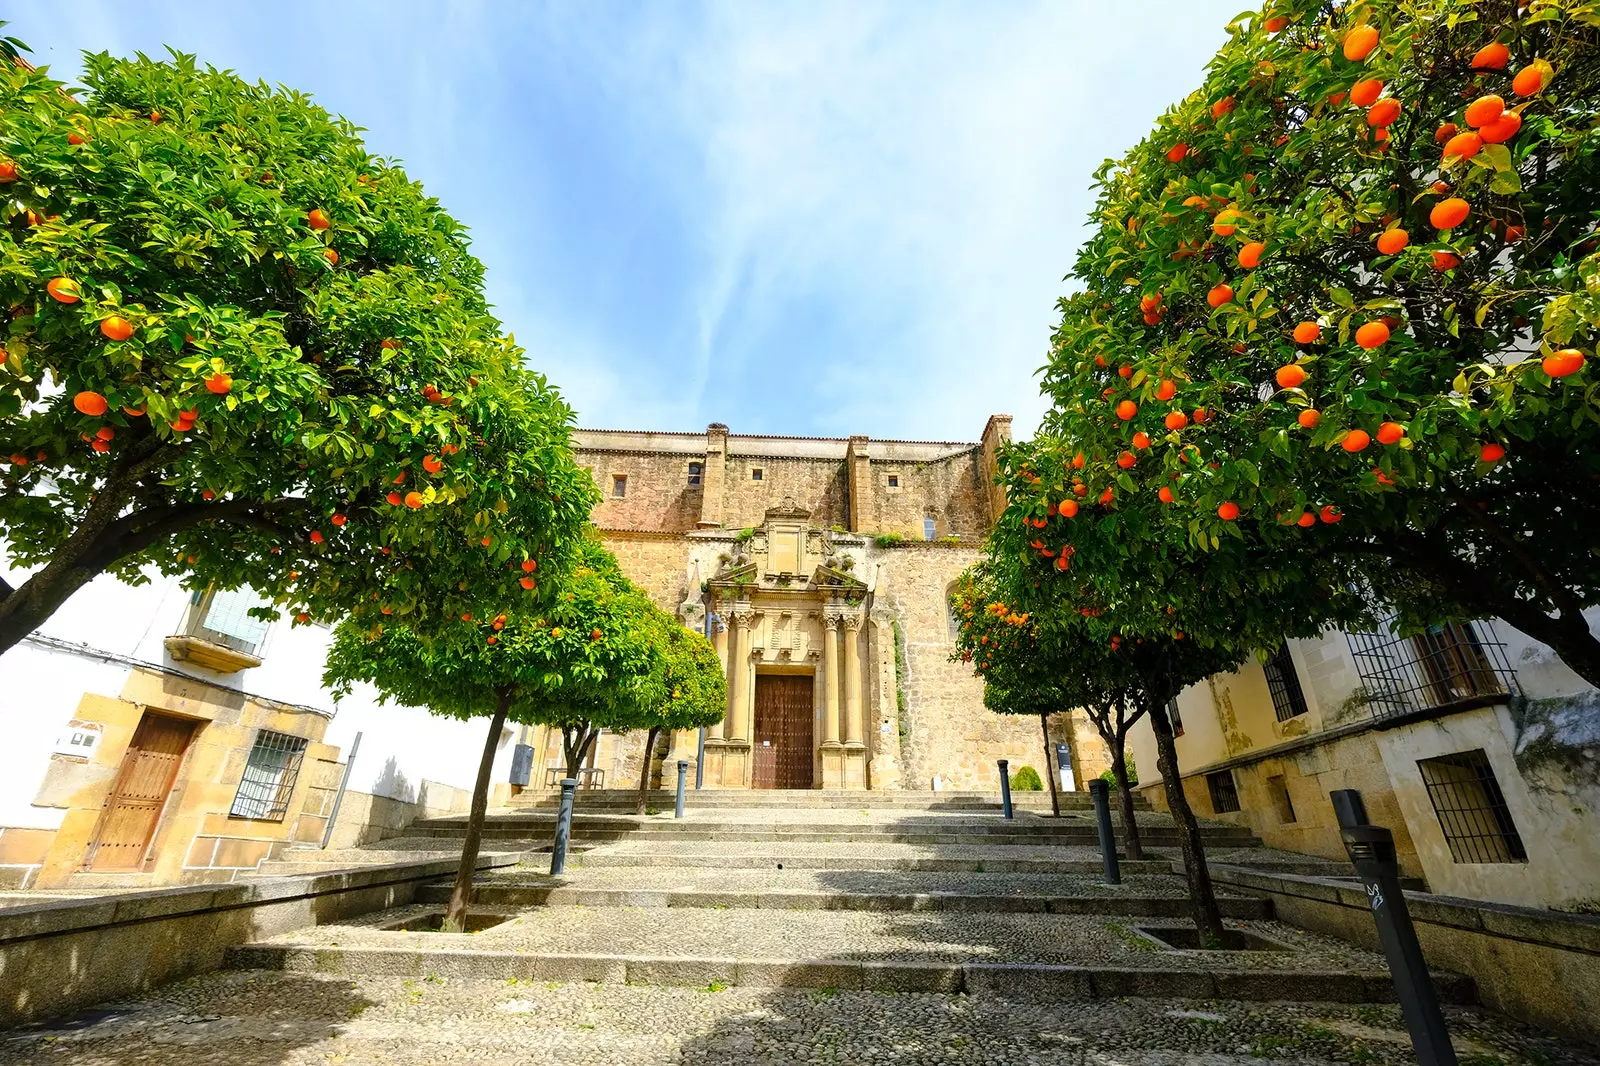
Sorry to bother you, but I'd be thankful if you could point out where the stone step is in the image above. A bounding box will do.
[419,825,1259,850]
[577,852,1172,874]
[413,881,1273,919]
[506,789,1136,810]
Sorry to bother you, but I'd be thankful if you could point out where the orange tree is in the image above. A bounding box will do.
[1044,0,1600,686]
[324,539,666,932]
[0,49,593,654]
[628,606,727,815]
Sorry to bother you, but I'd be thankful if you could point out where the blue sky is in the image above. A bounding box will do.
[15,2,1238,442]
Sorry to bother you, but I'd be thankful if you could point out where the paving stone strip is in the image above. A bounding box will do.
[4,972,1590,1066]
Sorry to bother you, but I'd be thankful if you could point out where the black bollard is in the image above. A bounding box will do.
[549,777,578,876]
[1331,789,1458,1066]
[998,759,1014,819]
[675,760,688,819]
[1088,778,1122,885]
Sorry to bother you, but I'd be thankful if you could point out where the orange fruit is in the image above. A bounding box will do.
[1375,229,1409,255]
[331,513,348,526]
[1117,451,1136,469]
[0,160,16,182]
[1158,486,1175,503]
[1116,400,1138,421]
[1099,487,1114,505]
[1276,364,1308,389]
[522,559,538,572]
[423,454,443,473]
[1435,122,1458,144]
[1059,500,1079,518]
[1480,442,1506,462]
[1464,94,1505,129]
[1157,379,1177,401]
[1343,24,1379,62]
[1193,407,1210,424]
[99,316,134,341]
[1543,349,1584,377]
[309,529,325,544]
[386,491,403,506]
[1443,131,1483,159]
[1264,15,1288,32]
[323,248,339,265]
[1376,421,1406,445]
[486,635,498,645]
[1432,251,1460,271]
[381,338,401,350]
[393,471,407,484]
[73,391,109,416]
[1165,410,1189,431]
[1320,505,1342,524]
[1430,197,1470,230]
[96,425,115,441]
[1118,365,1133,378]
[1342,429,1372,452]
[1296,512,1316,527]
[1072,452,1086,469]
[1355,322,1391,349]
[1207,283,1234,308]
[1139,293,1162,312]
[1166,142,1188,163]
[520,576,536,590]
[1512,59,1552,97]
[1212,96,1236,118]
[205,372,232,394]
[1504,225,1525,243]
[1298,409,1321,429]
[404,491,424,508]
[308,209,331,230]
[1218,501,1240,521]
[1367,98,1401,127]
[1470,42,1509,71]
[68,132,89,146]
[1349,78,1384,107]
[1238,241,1265,268]
[1293,321,1321,344]
[1132,431,1151,449]
[47,277,82,304]
[1213,210,1240,236]
[1480,111,1522,144]
[91,438,110,453]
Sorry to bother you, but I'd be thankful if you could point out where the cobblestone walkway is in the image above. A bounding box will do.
[3,972,1592,1066]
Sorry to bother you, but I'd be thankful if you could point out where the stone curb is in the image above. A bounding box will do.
[411,883,1273,919]
[573,855,1177,874]
[221,945,1476,1004]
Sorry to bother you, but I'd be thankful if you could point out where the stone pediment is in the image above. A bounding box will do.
[765,497,811,521]
[814,564,867,592]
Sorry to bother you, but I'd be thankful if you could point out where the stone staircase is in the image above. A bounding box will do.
[222,793,1474,1006]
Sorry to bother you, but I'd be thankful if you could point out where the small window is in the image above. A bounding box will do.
[612,475,627,498]
[230,729,309,821]
[887,475,899,488]
[1264,644,1309,722]
[1206,770,1241,813]
[688,462,703,486]
[1267,774,1297,823]
[751,468,763,481]
[1166,697,1183,737]
[923,517,937,541]
[188,586,272,655]
[1418,749,1527,863]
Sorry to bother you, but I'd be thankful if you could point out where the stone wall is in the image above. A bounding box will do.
[583,451,705,533]
[719,453,851,531]
[864,448,990,542]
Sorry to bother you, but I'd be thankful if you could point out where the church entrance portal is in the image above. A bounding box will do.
[751,674,815,789]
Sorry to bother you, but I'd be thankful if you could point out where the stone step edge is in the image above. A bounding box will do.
[223,945,1474,1005]
[411,883,1273,918]
[574,857,1175,874]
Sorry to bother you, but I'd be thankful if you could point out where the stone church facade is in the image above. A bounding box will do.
[550,417,1110,793]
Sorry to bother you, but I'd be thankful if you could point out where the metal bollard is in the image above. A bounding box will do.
[1088,778,1122,885]
[549,777,578,876]
[675,760,688,819]
[1331,789,1458,1066]
[998,759,1014,819]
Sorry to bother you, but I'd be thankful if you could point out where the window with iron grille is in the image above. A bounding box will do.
[1263,644,1309,722]
[1165,697,1183,737]
[1417,749,1527,863]
[612,474,627,498]
[1206,770,1241,813]
[230,729,309,821]
[687,462,703,486]
[1347,618,1518,720]
[923,516,937,541]
[187,586,272,656]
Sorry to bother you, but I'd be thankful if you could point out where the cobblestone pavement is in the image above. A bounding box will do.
[4,971,1593,1066]
[248,904,1382,972]
[472,865,1254,898]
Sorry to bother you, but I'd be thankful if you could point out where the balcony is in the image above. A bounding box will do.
[1346,618,1520,722]
[165,586,271,674]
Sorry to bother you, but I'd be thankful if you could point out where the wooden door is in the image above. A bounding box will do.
[752,675,815,789]
[88,712,199,869]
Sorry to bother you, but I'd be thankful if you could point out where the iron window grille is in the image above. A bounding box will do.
[187,586,272,656]
[1263,644,1310,722]
[688,462,703,486]
[1417,749,1527,863]
[1165,697,1183,737]
[230,729,309,822]
[1347,616,1518,721]
[1206,770,1241,813]
[612,475,627,498]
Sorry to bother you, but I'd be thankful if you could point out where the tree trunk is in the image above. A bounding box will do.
[635,725,661,816]
[443,686,513,933]
[1148,698,1225,945]
[562,723,598,779]
[1039,712,1060,818]
[1110,744,1144,861]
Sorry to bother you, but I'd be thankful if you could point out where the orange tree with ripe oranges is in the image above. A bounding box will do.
[1042,0,1600,686]
[0,50,594,655]
[325,539,723,931]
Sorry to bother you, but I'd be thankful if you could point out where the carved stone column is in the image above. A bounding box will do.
[867,603,903,790]
[820,610,846,788]
[842,611,865,746]
[722,606,756,788]
[707,613,729,742]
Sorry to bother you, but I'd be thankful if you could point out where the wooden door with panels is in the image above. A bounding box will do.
[87,711,200,869]
[751,674,815,789]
